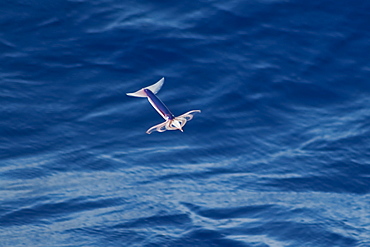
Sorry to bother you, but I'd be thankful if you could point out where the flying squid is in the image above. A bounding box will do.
[126,77,201,134]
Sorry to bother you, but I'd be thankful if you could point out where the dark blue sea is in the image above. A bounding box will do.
[1,0,370,246]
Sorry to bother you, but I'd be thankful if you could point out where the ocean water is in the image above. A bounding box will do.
[1,0,370,246]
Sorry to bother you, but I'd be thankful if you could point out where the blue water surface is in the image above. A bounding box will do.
[1,0,370,246]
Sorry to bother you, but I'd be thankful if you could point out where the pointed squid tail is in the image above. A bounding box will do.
[146,110,201,134]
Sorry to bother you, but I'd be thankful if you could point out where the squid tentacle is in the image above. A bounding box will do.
[178,110,201,121]
[146,122,168,134]
[146,110,201,134]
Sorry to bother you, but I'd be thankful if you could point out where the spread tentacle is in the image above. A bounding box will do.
[146,110,201,134]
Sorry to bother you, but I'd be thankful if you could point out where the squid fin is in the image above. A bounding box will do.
[126,77,164,97]
[145,77,164,94]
